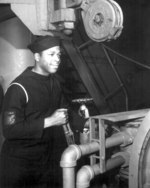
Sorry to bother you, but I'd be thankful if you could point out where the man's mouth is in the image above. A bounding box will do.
[49,64,58,68]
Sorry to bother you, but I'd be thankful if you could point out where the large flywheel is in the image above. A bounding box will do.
[81,0,123,42]
[129,110,150,188]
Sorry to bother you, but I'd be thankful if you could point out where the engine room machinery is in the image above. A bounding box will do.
[0,0,123,42]
[2,1,146,188]
[0,1,149,188]
[60,108,150,188]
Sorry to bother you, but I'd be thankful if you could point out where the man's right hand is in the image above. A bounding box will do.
[44,108,68,128]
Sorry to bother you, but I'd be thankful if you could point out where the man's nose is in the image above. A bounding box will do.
[55,55,60,61]
[55,56,61,64]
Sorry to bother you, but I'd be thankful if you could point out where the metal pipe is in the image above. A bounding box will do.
[76,155,125,188]
[60,132,132,188]
[60,142,100,168]
[62,167,76,188]
[60,144,81,188]
[106,132,133,148]
[60,142,101,188]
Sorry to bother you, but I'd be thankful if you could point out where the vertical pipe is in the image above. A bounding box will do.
[63,167,75,188]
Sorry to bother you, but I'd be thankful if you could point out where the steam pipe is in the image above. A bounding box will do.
[60,132,133,188]
[60,143,101,188]
[60,145,81,188]
[106,132,133,148]
[76,155,125,188]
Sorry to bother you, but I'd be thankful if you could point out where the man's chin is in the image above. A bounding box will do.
[49,69,58,74]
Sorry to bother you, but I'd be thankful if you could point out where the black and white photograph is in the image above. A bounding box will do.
[0,0,149,187]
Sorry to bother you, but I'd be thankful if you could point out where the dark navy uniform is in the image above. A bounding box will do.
[0,67,69,188]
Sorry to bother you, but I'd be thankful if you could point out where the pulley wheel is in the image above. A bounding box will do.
[129,110,150,188]
[81,0,123,42]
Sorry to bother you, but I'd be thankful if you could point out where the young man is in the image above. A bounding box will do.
[0,36,82,187]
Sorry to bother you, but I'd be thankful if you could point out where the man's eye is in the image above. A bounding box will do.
[48,53,61,57]
[49,53,54,56]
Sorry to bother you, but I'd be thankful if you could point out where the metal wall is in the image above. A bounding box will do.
[0,17,34,92]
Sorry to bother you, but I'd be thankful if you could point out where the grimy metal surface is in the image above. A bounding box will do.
[129,110,150,188]
[62,39,110,114]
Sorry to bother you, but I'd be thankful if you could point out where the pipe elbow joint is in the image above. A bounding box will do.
[76,165,94,188]
[60,144,81,168]
[121,132,133,147]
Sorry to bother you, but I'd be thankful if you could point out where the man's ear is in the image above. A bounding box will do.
[34,53,40,62]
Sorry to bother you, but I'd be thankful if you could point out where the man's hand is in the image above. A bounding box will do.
[44,108,68,128]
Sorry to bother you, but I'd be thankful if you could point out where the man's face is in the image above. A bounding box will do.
[38,46,61,75]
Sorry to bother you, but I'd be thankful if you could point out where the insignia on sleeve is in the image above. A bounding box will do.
[4,111,16,126]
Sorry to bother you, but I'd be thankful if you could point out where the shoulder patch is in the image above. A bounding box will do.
[4,111,16,126]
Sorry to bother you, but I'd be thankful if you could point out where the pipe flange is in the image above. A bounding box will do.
[60,160,77,168]
[76,165,95,188]
[60,144,82,167]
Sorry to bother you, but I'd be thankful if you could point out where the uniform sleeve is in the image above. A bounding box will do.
[2,85,44,140]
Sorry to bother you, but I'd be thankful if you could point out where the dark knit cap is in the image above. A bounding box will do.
[28,36,60,53]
